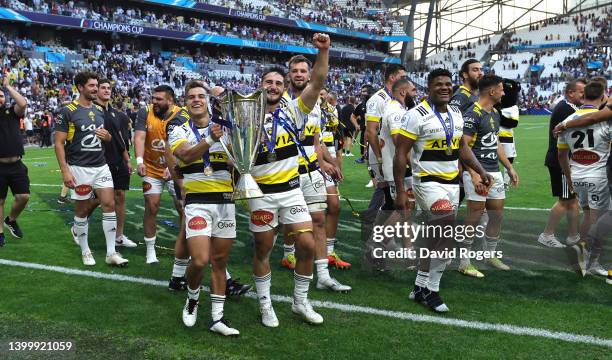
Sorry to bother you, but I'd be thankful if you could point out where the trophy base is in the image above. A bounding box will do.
[232,173,264,200]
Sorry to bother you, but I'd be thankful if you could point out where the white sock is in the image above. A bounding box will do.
[74,216,90,254]
[225,268,231,281]
[415,270,429,288]
[145,236,157,261]
[283,244,295,258]
[484,235,500,252]
[459,238,474,268]
[293,271,312,305]
[315,258,330,282]
[172,257,189,278]
[102,212,117,256]
[326,238,336,256]
[187,286,200,301]
[427,258,448,292]
[210,294,225,322]
[253,272,272,309]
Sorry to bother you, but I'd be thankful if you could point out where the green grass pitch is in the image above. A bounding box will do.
[0,115,610,359]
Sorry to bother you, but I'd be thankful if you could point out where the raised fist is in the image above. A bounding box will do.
[312,33,331,50]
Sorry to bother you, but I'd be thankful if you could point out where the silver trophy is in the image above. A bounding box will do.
[218,89,266,200]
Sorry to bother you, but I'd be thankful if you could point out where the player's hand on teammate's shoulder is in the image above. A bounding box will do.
[312,33,331,50]
[552,121,567,137]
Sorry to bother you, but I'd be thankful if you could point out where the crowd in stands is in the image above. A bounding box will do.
[505,6,611,49]
[3,0,402,35]
[197,0,396,35]
[8,0,387,54]
[0,31,388,139]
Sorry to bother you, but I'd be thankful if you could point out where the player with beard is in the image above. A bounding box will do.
[394,69,492,312]
[450,59,483,113]
[134,85,184,264]
[54,71,128,267]
[249,33,330,327]
[278,55,350,289]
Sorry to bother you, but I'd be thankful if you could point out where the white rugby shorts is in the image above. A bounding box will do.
[463,171,506,202]
[300,171,327,212]
[142,176,177,198]
[413,181,460,218]
[184,203,236,239]
[248,187,311,232]
[573,177,611,211]
[69,164,114,200]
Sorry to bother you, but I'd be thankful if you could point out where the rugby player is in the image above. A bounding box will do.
[250,33,330,327]
[449,59,482,112]
[279,55,350,290]
[459,74,519,278]
[556,80,609,276]
[54,71,128,267]
[134,85,184,264]
[393,68,492,312]
[540,79,586,248]
[168,80,239,336]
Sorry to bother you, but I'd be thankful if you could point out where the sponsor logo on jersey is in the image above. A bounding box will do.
[188,216,207,230]
[572,150,600,166]
[251,210,274,226]
[289,206,308,215]
[430,199,454,214]
[75,184,92,196]
[218,220,235,229]
[142,181,153,192]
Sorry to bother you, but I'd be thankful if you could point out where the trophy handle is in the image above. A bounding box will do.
[219,137,237,168]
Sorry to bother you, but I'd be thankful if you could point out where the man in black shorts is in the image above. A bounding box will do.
[0,70,30,246]
[340,96,357,156]
[352,84,373,164]
[96,79,137,248]
[539,78,586,248]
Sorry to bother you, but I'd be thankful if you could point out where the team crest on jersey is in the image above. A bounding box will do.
[251,210,274,226]
[188,216,207,230]
[75,184,92,196]
[88,111,95,122]
[572,150,600,165]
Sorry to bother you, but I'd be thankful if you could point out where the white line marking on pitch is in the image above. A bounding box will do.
[29,184,552,212]
[0,258,610,348]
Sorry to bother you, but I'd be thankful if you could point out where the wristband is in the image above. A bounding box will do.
[204,135,215,146]
[136,157,144,165]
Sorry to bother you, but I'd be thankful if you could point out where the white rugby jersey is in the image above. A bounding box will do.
[366,87,393,162]
[283,92,320,174]
[168,120,233,203]
[381,99,407,181]
[557,107,611,179]
[395,100,464,184]
[251,96,310,193]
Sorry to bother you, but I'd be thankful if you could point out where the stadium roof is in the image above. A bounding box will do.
[385,0,612,65]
